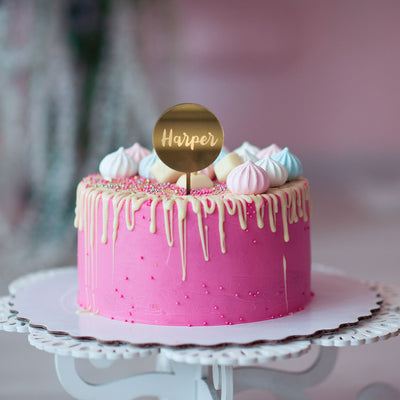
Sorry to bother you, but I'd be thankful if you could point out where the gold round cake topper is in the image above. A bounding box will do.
[153,103,224,174]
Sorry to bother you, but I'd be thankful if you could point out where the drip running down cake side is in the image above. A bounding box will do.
[75,141,312,326]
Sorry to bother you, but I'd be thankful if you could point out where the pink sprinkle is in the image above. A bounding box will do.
[187,324,192,327]
[203,321,207,326]
[225,321,229,325]
[125,276,129,280]
[184,295,189,299]
[213,305,218,310]
[129,311,132,316]
[256,290,260,295]
[111,317,114,320]
[176,301,180,306]
[140,256,144,260]
[218,285,223,290]
[115,288,118,292]
[248,291,252,296]
[252,239,257,244]
[120,294,124,298]
[220,314,225,319]
[131,320,134,323]
[151,276,155,280]
[125,319,128,322]
[234,293,239,297]
[201,283,207,288]
[205,290,209,294]
[239,317,244,321]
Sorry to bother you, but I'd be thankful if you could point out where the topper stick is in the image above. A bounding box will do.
[186,172,191,195]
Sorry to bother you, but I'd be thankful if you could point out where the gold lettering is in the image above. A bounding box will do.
[208,132,218,146]
[161,129,218,150]
[200,135,208,145]
[189,135,200,150]
[174,133,185,147]
[161,128,173,147]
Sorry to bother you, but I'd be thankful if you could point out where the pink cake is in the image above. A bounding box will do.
[75,161,312,326]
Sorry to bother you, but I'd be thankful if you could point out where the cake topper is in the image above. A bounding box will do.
[153,103,224,194]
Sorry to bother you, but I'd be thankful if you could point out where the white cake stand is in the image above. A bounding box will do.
[1,265,400,400]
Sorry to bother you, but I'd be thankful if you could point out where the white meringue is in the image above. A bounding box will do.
[233,141,259,162]
[99,147,138,180]
[255,156,288,187]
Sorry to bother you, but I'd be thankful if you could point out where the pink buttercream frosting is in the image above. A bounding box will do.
[125,143,151,164]
[226,161,270,194]
[76,177,312,326]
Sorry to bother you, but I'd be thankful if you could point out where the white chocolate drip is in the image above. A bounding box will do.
[75,179,311,281]
[283,254,288,313]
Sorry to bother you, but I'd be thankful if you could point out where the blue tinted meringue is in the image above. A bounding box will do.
[138,151,159,179]
[271,147,303,180]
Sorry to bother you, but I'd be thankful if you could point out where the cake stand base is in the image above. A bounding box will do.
[54,347,339,400]
[2,266,400,400]
[9,265,381,346]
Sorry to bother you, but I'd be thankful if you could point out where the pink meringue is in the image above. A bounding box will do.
[125,143,151,164]
[200,164,216,180]
[257,143,282,159]
[226,161,270,195]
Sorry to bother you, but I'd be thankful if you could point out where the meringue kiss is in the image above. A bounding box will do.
[227,161,270,195]
[233,141,259,162]
[125,142,151,164]
[99,147,138,180]
[271,147,303,180]
[255,156,288,187]
[257,143,282,159]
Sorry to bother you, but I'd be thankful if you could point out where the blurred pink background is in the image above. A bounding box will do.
[145,0,400,159]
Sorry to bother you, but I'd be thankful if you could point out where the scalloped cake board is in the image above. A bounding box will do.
[9,266,380,347]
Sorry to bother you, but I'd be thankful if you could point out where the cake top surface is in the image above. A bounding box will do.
[80,174,309,200]
[82,174,227,197]
[90,141,304,197]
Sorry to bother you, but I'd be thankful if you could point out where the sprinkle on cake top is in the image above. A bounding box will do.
[84,174,228,197]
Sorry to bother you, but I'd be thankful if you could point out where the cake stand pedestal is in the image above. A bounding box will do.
[2,267,400,400]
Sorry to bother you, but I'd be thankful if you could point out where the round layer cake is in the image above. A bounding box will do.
[75,175,312,326]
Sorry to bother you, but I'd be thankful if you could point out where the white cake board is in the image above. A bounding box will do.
[9,266,381,347]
